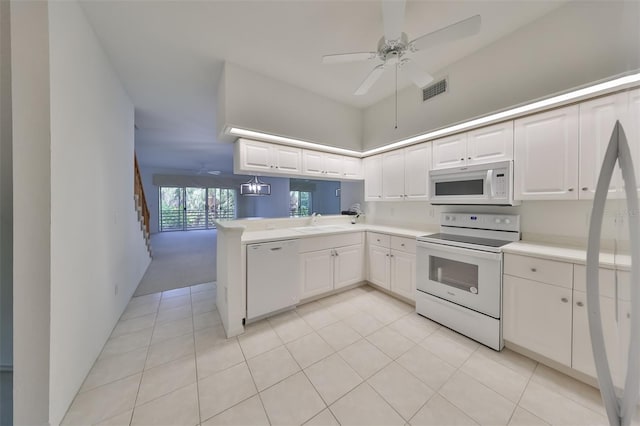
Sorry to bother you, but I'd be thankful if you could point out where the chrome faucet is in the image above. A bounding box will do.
[310,212,321,225]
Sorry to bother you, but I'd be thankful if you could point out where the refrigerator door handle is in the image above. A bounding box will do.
[587,120,640,426]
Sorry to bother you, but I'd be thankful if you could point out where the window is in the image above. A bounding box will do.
[289,191,312,217]
[159,186,237,231]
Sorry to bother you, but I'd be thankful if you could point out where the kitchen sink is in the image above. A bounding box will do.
[291,225,350,234]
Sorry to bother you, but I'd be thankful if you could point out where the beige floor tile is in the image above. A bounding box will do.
[128,293,161,307]
[530,363,605,415]
[260,371,326,426]
[338,338,392,379]
[62,374,141,425]
[193,310,222,331]
[269,311,314,343]
[193,298,217,314]
[151,316,193,344]
[460,351,529,403]
[247,345,300,391]
[439,371,515,425]
[80,347,147,392]
[420,331,476,368]
[196,338,245,380]
[94,409,133,425]
[158,294,191,311]
[330,382,405,426]
[131,383,199,426]
[388,313,440,343]
[365,303,407,325]
[325,299,361,319]
[342,311,385,336]
[145,333,194,369]
[161,286,191,299]
[304,408,340,426]
[304,353,363,405]
[477,346,537,378]
[508,407,549,425]
[194,324,230,353]
[286,332,334,369]
[120,301,159,321]
[190,282,216,294]
[317,321,362,351]
[191,289,216,303]
[201,395,269,426]
[396,345,456,390]
[238,323,283,359]
[368,362,435,420]
[409,394,478,426]
[111,313,156,338]
[367,326,415,359]
[519,381,607,426]
[155,304,192,324]
[198,362,257,421]
[99,327,153,359]
[136,354,196,406]
[435,327,480,352]
[297,304,340,330]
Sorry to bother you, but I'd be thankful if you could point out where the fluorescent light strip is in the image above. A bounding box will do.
[228,127,362,157]
[228,72,640,158]
[362,71,640,156]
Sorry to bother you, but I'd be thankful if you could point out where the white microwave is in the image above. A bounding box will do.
[429,160,519,205]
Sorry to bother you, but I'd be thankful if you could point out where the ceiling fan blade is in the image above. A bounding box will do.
[381,0,406,42]
[355,64,385,96]
[322,52,377,64]
[400,60,434,88]
[410,14,481,52]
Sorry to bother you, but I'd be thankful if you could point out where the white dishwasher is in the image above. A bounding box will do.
[246,239,300,320]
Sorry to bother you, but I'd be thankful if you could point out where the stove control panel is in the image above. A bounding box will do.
[441,213,520,232]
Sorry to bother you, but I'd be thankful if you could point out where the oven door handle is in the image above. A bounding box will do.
[416,241,502,261]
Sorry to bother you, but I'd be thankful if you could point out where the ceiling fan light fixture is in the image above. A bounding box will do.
[240,176,271,196]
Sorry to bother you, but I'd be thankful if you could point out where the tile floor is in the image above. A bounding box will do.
[62,283,622,426]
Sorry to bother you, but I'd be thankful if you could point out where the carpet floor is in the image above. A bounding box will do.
[133,229,217,296]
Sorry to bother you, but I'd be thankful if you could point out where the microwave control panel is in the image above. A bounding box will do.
[493,171,507,198]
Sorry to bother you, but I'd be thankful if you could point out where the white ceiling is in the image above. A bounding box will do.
[80,0,565,173]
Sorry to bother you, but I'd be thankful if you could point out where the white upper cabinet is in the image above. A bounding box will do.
[432,122,513,170]
[302,150,343,178]
[342,156,363,180]
[364,155,383,201]
[514,105,579,200]
[403,143,431,201]
[236,139,302,175]
[578,93,627,199]
[382,150,406,201]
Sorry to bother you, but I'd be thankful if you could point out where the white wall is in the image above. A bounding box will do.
[47,2,150,424]
[10,1,51,424]
[220,62,363,151]
[0,0,12,370]
[363,1,640,149]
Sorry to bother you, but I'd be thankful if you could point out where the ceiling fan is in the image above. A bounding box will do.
[196,164,221,175]
[322,0,481,96]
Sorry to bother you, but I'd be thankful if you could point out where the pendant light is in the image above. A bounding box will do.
[240,176,271,196]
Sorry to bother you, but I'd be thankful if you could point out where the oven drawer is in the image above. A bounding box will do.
[367,232,391,248]
[503,253,572,289]
[390,236,416,254]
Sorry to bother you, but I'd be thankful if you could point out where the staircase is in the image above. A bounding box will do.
[134,154,152,257]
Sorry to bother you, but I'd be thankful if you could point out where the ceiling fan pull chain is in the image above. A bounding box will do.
[395,61,398,129]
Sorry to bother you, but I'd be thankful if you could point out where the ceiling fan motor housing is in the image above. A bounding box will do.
[378,33,409,64]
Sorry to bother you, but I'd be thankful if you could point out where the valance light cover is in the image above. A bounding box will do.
[240,176,271,196]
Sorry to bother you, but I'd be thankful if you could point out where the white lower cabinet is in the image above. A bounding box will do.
[299,233,364,300]
[503,275,572,365]
[366,232,416,301]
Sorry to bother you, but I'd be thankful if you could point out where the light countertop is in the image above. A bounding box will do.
[503,241,631,270]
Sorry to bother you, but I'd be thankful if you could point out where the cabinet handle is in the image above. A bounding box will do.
[460,157,464,161]
[386,253,389,257]
[568,188,574,192]
[401,243,405,247]
[530,267,537,272]
[376,239,380,242]
[270,165,274,168]
[576,301,584,307]
[468,157,471,160]
[582,187,588,191]
[627,312,631,319]
[561,297,569,303]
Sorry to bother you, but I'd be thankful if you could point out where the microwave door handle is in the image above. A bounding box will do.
[486,170,494,197]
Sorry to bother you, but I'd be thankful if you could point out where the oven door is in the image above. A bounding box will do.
[416,241,502,318]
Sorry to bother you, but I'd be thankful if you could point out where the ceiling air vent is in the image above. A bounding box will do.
[422,78,448,102]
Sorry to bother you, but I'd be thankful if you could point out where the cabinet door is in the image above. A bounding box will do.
[390,250,415,301]
[382,150,405,200]
[572,290,624,386]
[622,88,640,192]
[300,249,334,299]
[302,150,324,176]
[466,122,514,165]
[324,153,344,178]
[334,244,364,289]
[364,155,383,201]
[578,94,626,200]
[404,143,430,201]
[240,139,273,172]
[367,244,390,289]
[514,105,579,200]
[432,134,467,169]
[342,156,363,180]
[503,275,572,366]
[274,145,302,174]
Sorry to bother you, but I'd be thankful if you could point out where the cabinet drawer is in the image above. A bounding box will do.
[573,265,630,300]
[390,236,416,254]
[367,232,390,247]
[298,232,362,253]
[503,254,573,288]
